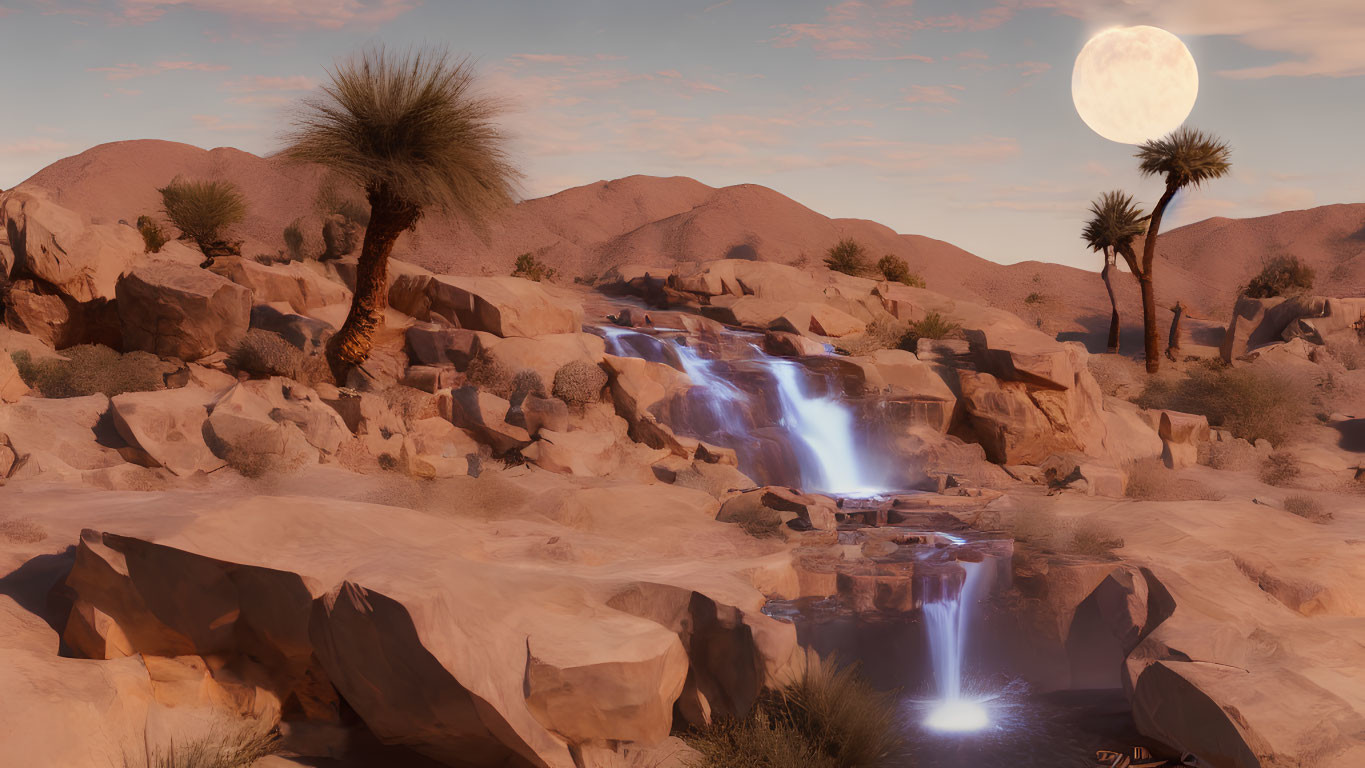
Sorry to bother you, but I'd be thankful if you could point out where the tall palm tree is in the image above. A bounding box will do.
[1081,191,1148,353]
[285,47,519,376]
[1133,127,1231,372]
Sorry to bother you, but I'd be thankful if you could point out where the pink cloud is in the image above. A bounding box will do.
[903,84,963,104]
[771,1,1019,59]
[1015,61,1050,76]
[0,138,72,156]
[113,0,414,28]
[191,114,257,132]
[90,60,229,80]
[223,75,318,92]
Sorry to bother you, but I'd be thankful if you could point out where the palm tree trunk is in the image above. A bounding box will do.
[1138,182,1180,373]
[1101,249,1120,353]
[1167,300,1185,361]
[326,184,420,378]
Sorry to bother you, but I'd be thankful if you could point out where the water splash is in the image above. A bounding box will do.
[769,359,878,496]
[923,559,992,733]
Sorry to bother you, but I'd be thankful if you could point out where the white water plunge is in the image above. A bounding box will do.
[768,359,880,496]
[923,559,992,733]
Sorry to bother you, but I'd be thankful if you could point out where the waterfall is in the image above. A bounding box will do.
[599,326,889,496]
[769,359,877,496]
[922,559,991,732]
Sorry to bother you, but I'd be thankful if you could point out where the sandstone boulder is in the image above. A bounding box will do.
[206,383,317,474]
[0,349,29,402]
[0,190,143,303]
[479,332,606,387]
[391,271,584,338]
[400,417,481,478]
[108,388,225,476]
[117,261,251,361]
[215,257,350,313]
[406,323,480,368]
[440,386,531,454]
[522,429,619,477]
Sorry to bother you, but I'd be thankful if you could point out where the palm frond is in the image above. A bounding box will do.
[1135,126,1232,190]
[1081,190,1148,252]
[284,45,520,221]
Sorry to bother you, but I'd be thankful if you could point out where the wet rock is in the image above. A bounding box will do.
[116,261,251,362]
[762,330,826,357]
[610,307,653,328]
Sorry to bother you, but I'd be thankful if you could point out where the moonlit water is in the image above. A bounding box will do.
[923,560,992,733]
[599,326,891,496]
[769,358,877,496]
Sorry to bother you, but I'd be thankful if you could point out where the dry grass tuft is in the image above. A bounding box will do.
[128,721,279,768]
[159,177,247,252]
[1068,518,1125,557]
[231,330,332,386]
[1137,361,1314,445]
[1125,458,1224,501]
[686,655,903,768]
[1283,494,1331,523]
[552,360,607,408]
[1260,451,1301,487]
[0,517,47,544]
[11,346,172,398]
[1087,354,1146,399]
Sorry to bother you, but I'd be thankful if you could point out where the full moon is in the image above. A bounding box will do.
[1072,25,1198,145]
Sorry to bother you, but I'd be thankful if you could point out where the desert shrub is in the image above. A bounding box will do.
[823,239,868,277]
[898,311,960,351]
[11,346,170,398]
[231,330,331,385]
[875,254,924,287]
[314,176,371,226]
[1243,254,1316,299]
[1136,361,1313,445]
[552,359,607,407]
[465,355,514,397]
[283,218,305,260]
[136,215,169,253]
[831,318,906,356]
[1327,340,1363,371]
[1007,499,1063,552]
[511,252,556,282]
[1125,458,1223,501]
[1024,291,1044,305]
[128,721,279,768]
[1283,493,1331,523]
[687,656,903,768]
[158,177,248,252]
[1068,519,1124,557]
[1205,438,1266,471]
[1260,451,1301,487]
[509,369,547,399]
[0,517,47,544]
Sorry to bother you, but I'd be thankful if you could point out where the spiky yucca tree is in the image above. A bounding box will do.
[1133,127,1231,372]
[285,47,519,375]
[1082,191,1148,353]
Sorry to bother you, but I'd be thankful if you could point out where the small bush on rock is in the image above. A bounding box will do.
[136,215,169,253]
[11,346,171,398]
[1284,493,1331,523]
[1137,361,1313,445]
[552,360,607,408]
[509,368,547,400]
[511,253,556,282]
[876,254,924,287]
[1260,451,1301,487]
[1243,254,1316,299]
[823,239,868,277]
[158,177,248,261]
[898,311,960,351]
[686,656,903,768]
[465,356,514,397]
[128,720,280,768]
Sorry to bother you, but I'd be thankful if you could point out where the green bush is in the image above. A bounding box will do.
[897,311,960,352]
[283,218,305,260]
[511,252,556,282]
[11,345,171,398]
[158,177,247,254]
[686,656,903,768]
[136,215,169,253]
[1136,362,1313,445]
[876,254,923,287]
[552,360,607,408]
[823,239,868,277]
[1243,255,1315,299]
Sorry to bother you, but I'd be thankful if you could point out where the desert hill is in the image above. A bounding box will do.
[17,140,1365,347]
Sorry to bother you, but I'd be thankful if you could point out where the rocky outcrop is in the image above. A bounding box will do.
[109,387,225,476]
[0,349,29,402]
[387,264,584,338]
[1222,294,1365,362]
[214,257,350,313]
[116,261,251,361]
[0,190,143,304]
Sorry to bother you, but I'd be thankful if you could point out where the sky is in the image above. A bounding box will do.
[0,0,1361,270]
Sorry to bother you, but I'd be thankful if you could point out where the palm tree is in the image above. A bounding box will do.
[1081,191,1148,353]
[284,47,519,376]
[1133,127,1231,372]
